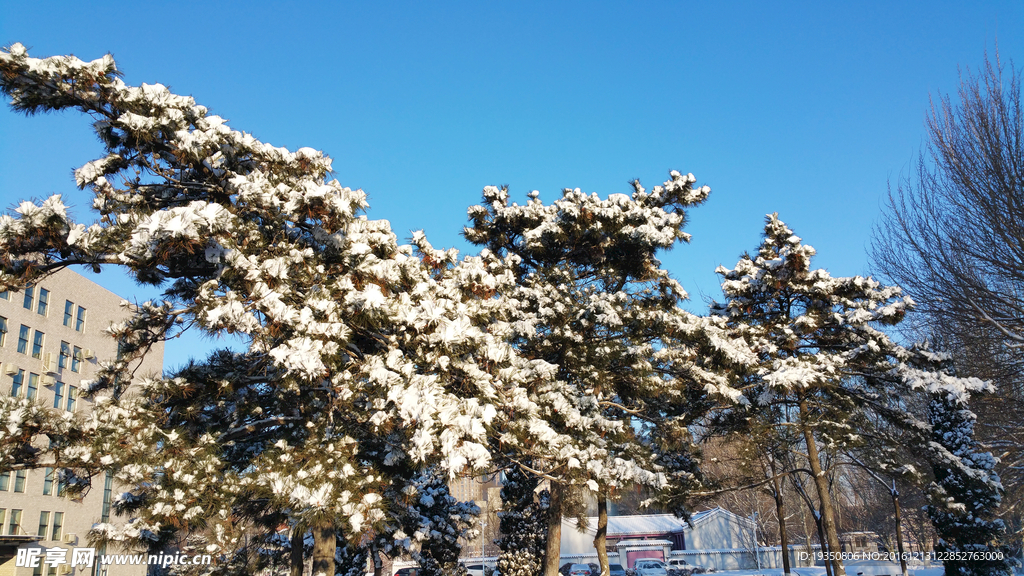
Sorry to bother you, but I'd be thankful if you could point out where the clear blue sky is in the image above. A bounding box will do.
[2,1,1022,370]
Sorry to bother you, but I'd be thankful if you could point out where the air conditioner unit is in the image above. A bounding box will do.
[63,532,77,544]
[42,352,56,373]
[83,349,95,360]
[3,365,17,376]
[41,375,56,387]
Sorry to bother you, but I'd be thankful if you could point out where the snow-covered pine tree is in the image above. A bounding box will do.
[0,44,540,576]
[711,214,995,576]
[378,468,478,576]
[463,176,750,576]
[495,464,548,576]
[334,539,371,576]
[919,350,1010,576]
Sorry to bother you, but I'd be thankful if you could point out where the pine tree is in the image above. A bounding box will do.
[389,468,478,576]
[463,176,749,576]
[495,464,549,576]
[0,44,539,576]
[922,351,1010,576]
[711,214,995,576]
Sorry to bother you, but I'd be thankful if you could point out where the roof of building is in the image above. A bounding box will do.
[564,507,750,537]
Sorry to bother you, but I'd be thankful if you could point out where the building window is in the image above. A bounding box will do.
[11,369,24,397]
[0,290,7,299]
[101,471,113,522]
[0,472,9,491]
[56,470,68,497]
[36,288,49,316]
[0,316,6,347]
[7,509,22,535]
[13,470,26,493]
[66,385,78,412]
[17,325,29,354]
[96,544,108,576]
[26,372,38,401]
[53,382,64,410]
[71,347,82,372]
[50,511,63,540]
[23,285,34,310]
[63,300,74,327]
[59,341,70,369]
[37,511,50,538]
[75,307,86,332]
[31,330,44,359]
[43,467,53,495]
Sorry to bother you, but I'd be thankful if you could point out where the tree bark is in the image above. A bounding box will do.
[790,462,830,576]
[543,482,563,576]
[290,525,306,576]
[815,514,832,576]
[800,397,845,576]
[371,546,385,576]
[311,523,336,576]
[891,484,908,576]
[594,488,609,576]
[770,468,791,576]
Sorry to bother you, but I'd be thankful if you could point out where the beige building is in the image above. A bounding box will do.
[0,269,164,576]
[449,474,502,560]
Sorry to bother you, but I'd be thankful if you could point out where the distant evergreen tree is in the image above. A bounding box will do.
[924,355,1009,576]
[711,214,997,576]
[404,469,477,576]
[335,539,370,576]
[495,465,549,576]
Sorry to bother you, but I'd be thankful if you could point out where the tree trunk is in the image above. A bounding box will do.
[594,488,609,576]
[771,470,791,576]
[790,459,829,576]
[543,482,563,576]
[891,484,908,576]
[290,525,306,576]
[800,397,845,576]
[815,515,832,576]
[311,523,336,576]
[371,547,385,576]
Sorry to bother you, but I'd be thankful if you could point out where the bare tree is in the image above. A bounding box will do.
[872,53,1024,554]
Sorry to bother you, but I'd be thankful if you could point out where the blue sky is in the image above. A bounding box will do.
[2,1,1022,370]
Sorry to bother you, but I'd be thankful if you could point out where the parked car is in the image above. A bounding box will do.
[560,563,589,576]
[394,569,420,576]
[609,563,628,576]
[632,559,669,576]
[463,564,486,576]
[666,559,707,576]
[568,564,593,576]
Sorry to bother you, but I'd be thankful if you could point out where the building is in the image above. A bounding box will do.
[839,531,880,554]
[559,508,813,571]
[0,269,164,576]
[449,474,502,559]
